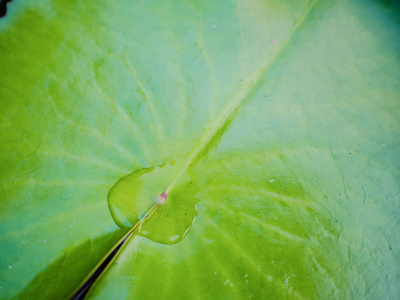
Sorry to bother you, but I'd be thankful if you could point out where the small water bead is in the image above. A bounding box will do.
[108,160,199,245]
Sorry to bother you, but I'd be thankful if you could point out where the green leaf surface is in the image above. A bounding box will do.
[1,0,399,299]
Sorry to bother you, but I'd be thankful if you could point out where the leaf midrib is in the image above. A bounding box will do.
[165,0,318,195]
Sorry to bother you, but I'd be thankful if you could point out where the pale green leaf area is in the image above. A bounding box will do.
[0,0,399,299]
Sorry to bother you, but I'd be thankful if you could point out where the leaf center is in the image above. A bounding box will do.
[108,160,199,245]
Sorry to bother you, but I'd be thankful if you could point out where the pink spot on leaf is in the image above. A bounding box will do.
[159,192,167,204]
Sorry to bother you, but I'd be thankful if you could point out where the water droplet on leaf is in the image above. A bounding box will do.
[108,160,199,245]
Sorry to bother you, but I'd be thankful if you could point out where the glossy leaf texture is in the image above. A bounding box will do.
[1,0,399,299]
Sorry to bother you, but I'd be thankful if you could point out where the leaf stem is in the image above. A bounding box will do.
[68,204,159,300]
